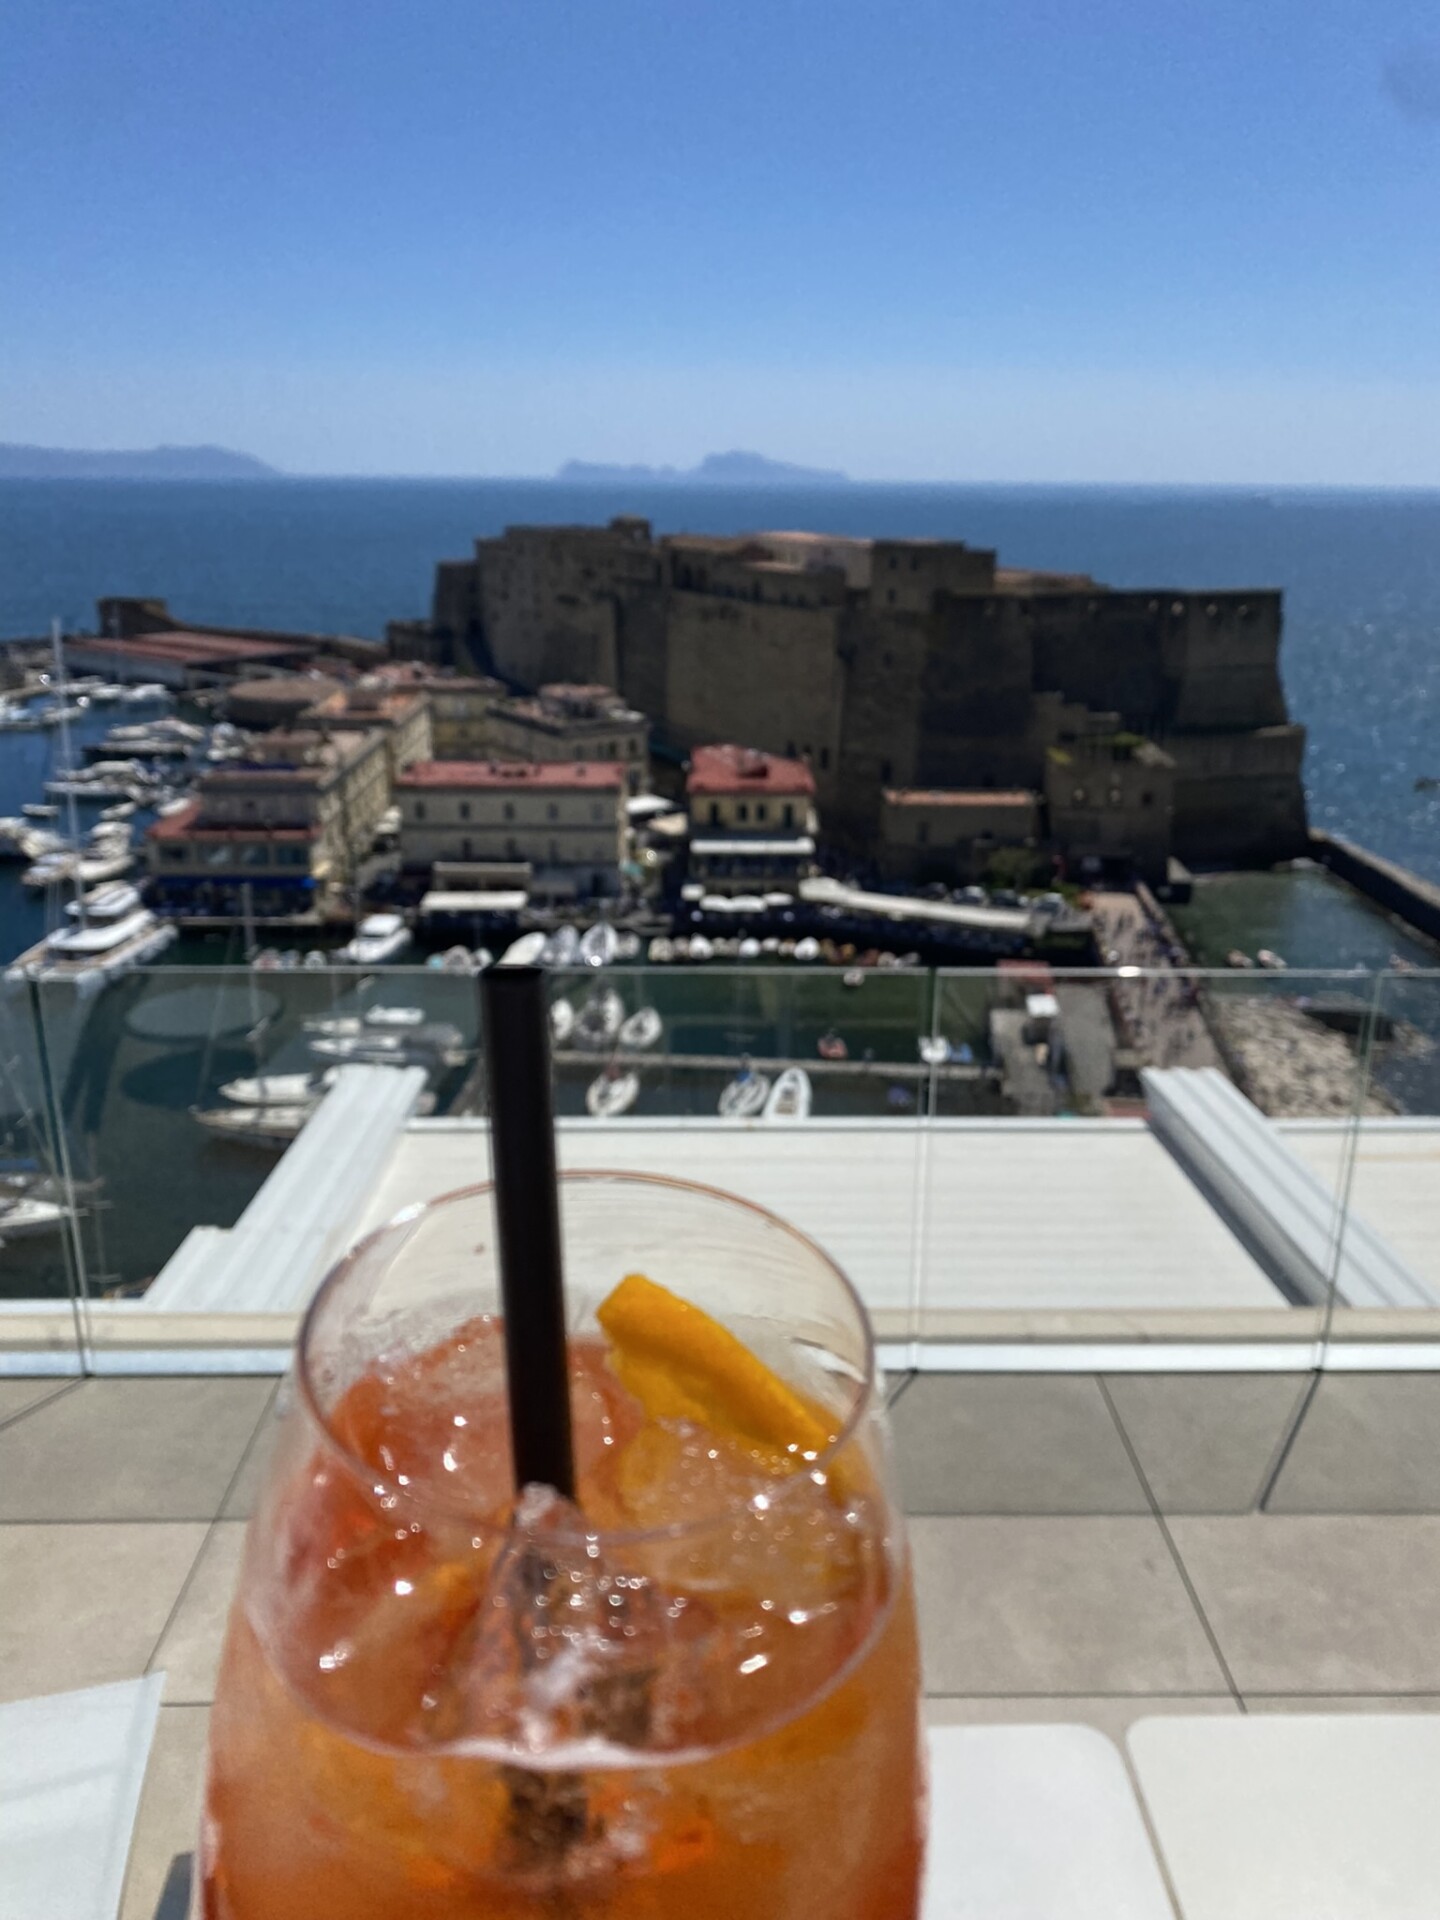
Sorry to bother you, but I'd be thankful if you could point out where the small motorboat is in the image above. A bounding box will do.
[817,1030,848,1062]
[842,968,866,988]
[793,936,821,963]
[251,947,283,972]
[220,1070,336,1106]
[1390,953,1419,975]
[614,932,641,961]
[1226,949,1255,970]
[718,1064,770,1119]
[192,1103,314,1149]
[619,1006,662,1050]
[302,949,327,969]
[586,1066,640,1117]
[433,944,481,974]
[99,801,137,822]
[335,913,411,966]
[550,997,576,1044]
[737,937,761,961]
[688,935,714,963]
[472,947,493,971]
[1256,949,1288,970]
[580,921,619,967]
[762,1067,812,1121]
[363,1004,426,1028]
[545,924,582,967]
[499,930,548,966]
[918,1036,951,1067]
[647,936,675,964]
[0,1192,70,1238]
[21,802,58,820]
[574,990,624,1048]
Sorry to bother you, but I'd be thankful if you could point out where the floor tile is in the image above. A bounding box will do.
[893,1375,1149,1514]
[910,1514,1227,1695]
[150,1524,246,1704]
[220,1379,285,1520]
[1103,1373,1309,1513]
[1268,1374,1440,1512]
[0,1379,76,1427]
[1169,1515,1440,1693]
[118,1704,208,1920]
[0,1377,275,1522]
[0,1523,206,1705]
[925,1693,1237,1744]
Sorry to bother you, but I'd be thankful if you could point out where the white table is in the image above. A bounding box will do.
[922,1723,1175,1917]
[1129,1713,1440,1919]
[0,1674,163,1920]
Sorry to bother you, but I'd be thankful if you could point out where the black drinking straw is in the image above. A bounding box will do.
[481,964,577,1502]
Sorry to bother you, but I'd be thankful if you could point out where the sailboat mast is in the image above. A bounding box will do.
[51,618,86,926]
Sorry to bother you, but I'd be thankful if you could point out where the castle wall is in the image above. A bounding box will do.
[1164,724,1308,865]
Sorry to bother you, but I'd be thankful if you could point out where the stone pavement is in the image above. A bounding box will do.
[1092,890,1224,1072]
[8,1370,1440,1916]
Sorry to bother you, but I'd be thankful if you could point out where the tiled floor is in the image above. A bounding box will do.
[4,1371,1440,1919]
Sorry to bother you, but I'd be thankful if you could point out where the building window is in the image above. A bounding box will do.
[917,822,929,846]
[547,803,558,821]
[414,801,426,822]
[886,590,895,606]
[459,801,470,821]
[737,802,748,823]
[881,760,892,783]
[888,555,897,571]
[709,802,721,825]
[819,747,830,772]
[782,802,794,827]
[1141,790,1154,808]
[504,802,515,821]
[591,802,602,822]
[550,840,560,862]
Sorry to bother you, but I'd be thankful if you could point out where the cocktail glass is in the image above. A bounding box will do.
[200,1172,925,1918]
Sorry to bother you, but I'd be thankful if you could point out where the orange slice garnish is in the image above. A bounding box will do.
[595,1273,836,1465]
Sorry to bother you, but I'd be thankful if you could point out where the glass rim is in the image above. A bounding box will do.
[295,1167,879,1546]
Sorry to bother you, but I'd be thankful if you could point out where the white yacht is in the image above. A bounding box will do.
[573,990,624,1049]
[545,923,582,967]
[303,1005,425,1038]
[579,921,618,967]
[550,996,576,1045]
[688,934,714,963]
[5,878,175,994]
[719,1064,771,1119]
[334,913,411,965]
[498,930,547,966]
[219,1069,337,1106]
[192,1103,315,1149]
[0,1192,70,1239]
[762,1067,813,1121]
[618,1006,662,1050]
[586,1067,640,1117]
[793,936,821,962]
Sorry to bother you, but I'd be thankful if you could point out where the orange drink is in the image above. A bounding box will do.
[200,1175,924,1918]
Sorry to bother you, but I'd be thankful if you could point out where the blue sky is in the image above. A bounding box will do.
[4,0,1440,481]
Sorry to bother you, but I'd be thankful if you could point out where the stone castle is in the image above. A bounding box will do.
[392,519,1308,868]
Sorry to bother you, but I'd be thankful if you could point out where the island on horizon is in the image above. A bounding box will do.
[557,449,851,487]
[0,442,278,481]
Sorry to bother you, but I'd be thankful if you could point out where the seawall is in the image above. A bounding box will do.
[1309,831,1440,949]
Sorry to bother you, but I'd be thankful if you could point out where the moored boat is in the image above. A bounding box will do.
[585,1066,640,1117]
[718,1063,770,1119]
[618,1006,662,1050]
[762,1067,812,1121]
[334,913,411,966]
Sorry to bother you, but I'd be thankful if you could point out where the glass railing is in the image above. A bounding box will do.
[1,961,1435,1390]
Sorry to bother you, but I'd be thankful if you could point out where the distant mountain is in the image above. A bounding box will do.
[557,449,850,487]
[0,442,278,480]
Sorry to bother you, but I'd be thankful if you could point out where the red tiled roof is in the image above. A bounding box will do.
[687,744,815,798]
[883,788,1037,809]
[146,801,317,842]
[75,632,298,666]
[396,759,626,791]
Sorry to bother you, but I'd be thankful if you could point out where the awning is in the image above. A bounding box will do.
[419,890,529,915]
[689,837,815,858]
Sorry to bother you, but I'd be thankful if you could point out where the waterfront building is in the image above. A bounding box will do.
[223,675,347,728]
[408,520,1307,874]
[300,675,433,780]
[416,673,505,757]
[486,683,649,794]
[65,630,309,690]
[878,789,1043,884]
[394,759,626,902]
[685,743,817,896]
[144,728,390,918]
